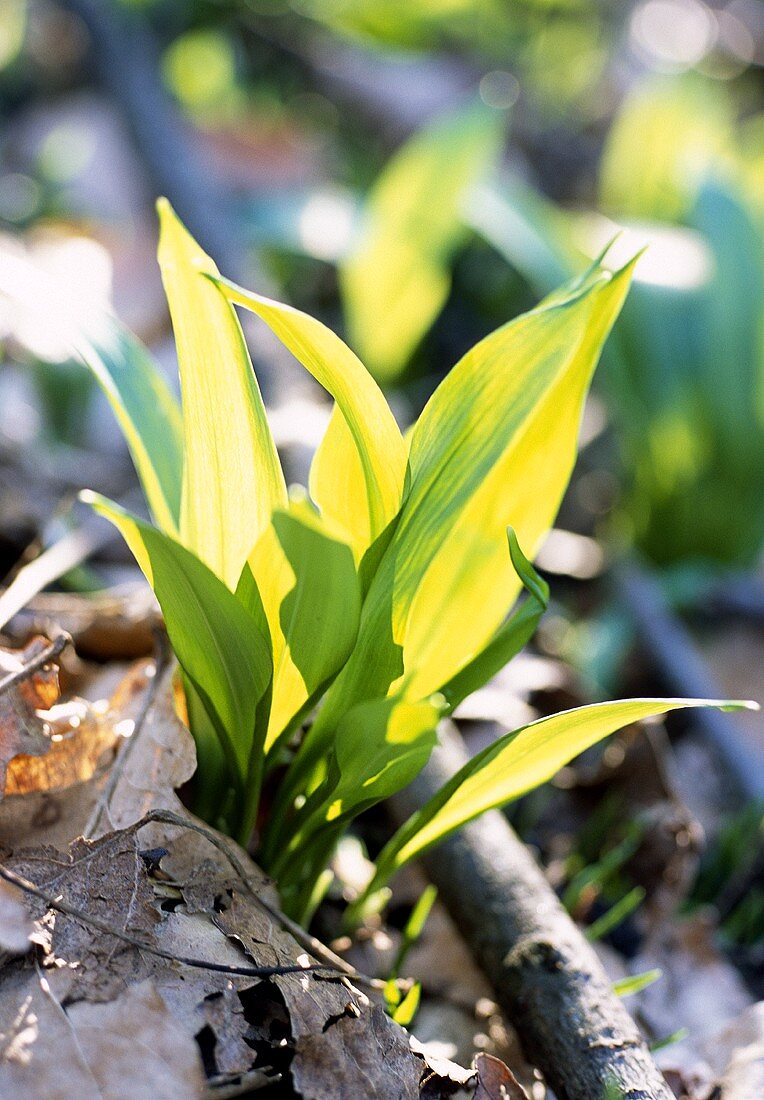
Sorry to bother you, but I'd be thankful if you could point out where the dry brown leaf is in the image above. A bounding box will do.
[473,1052,529,1100]
[8,827,158,1003]
[6,583,159,661]
[292,1003,423,1100]
[0,637,120,850]
[0,972,206,1099]
[88,662,196,841]
[0,636,61,794]
[0,810,450,1096]
[66,979,207,1098]
[0,880,31,957]
[4,700,115,797]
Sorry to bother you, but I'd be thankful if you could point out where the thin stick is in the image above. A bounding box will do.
[0,634,70,699]
[139,808,383,990]
[613,558,764,802]
[0,862,325,980]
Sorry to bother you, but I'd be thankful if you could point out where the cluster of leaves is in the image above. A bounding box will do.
[339,74,764,571]
[64,200,747,923]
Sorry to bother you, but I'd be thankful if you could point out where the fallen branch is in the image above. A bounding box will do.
[390,721,673,1100]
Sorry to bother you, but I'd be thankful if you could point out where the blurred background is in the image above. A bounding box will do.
[2,0,764,566]
[2,0,764,1055]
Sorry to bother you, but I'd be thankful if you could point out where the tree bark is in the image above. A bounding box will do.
[390,722,673,1100]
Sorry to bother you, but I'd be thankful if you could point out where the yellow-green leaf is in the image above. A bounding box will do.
[85,492,272,784]
[310,259,633,743]
[340,103,503,380]
[599,75,734,222]
[157,199,286,588]
[212,274,407,562]
[438,528,549,713]
[367,697,758,893]
[246,505,362,752]
[395,260,632,699]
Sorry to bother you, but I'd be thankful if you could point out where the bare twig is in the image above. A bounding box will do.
[139,808,383,989]
[0,633,70,699]
[0,861,325,981]
[0,524,113,633]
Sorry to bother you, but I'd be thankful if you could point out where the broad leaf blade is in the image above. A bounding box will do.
[439,528,549,712]
[396,259,632,699]
[599,75,734,222]
[370,697,758,890]
[311,259,633,740]
[269,694,441,878]
[0,249,182,535]
[340,103,503,380]
[213,275,407,562]
[247,506,362,751]
[157,199,286,588]
[86,493,272,783]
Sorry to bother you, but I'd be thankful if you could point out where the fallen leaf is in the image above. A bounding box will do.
[0,880,31,957]
[7,827,158,1003]
[7,583,159,661]
[0,637,61,795]
[473,1052,529,1100]
[0,973,206,1099]
[0,809,454,1096]
[4,700,115,797]
[88,661,196,841]
[292,1003,423,1100]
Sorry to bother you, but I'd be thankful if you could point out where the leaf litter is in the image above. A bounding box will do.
[0,639,481,1098]
[0,627,760,1097]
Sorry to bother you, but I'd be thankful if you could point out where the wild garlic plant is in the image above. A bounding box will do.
[61,200,747,922]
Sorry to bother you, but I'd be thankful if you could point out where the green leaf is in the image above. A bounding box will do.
[85,493,272,789]
[599,74,734,222]
[365,697,758,896]
[0,249,182,535]
[211,275,407,564]
[247,505,362,752]
[308,257,634,747]
[438,528,549,713]
[340,103,503,381]
[266,694,441,877]
[323,695,442,822]
[156,199,286,588]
